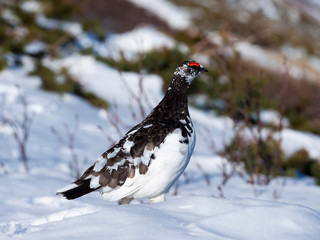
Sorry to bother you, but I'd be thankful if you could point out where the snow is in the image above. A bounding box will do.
[20,0,43,13]
[258,110,290,127]
[1,9,20,25]
[24,41,47,55]
[77,23,186,61]
[1,55,320,239]
[106,25,176,60]
[281,129,320,158]
[1,0,320,237]
[36,14,83,36]
[127,0,191,30]
[287,0,320,24]
[43,54,163,110]
[233,0,281,20]
[1,197,319,239]
[76,33,110,57]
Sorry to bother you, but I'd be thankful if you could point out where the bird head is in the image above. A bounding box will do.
[174,60,208,84]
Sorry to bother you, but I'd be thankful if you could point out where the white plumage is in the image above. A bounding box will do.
[101,127,195,202]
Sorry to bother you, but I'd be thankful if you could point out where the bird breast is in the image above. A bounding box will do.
[128,126,196,199]
[100,123,196,201]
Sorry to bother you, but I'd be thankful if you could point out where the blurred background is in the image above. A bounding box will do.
[1,0,320,197]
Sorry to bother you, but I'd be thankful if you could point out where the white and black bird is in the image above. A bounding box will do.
[57,60,208,204]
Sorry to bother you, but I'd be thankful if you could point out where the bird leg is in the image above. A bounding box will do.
[118,197,133,205]
[149,194,165,203]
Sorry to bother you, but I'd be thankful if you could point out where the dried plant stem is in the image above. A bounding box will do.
[0,86,34,171]
[51,115,81,178]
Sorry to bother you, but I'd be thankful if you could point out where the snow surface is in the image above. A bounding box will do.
[24,41,47,55]
[20,0,43,13]
[36,14,82,36]
[231,0,281,20]
[1,9,20,25]
[128,0,191,30]
[1,1,320,239]
[43,54,163,110]
[0,56,320,239]
[106,25,176,60]
[77,26,185,61]
[258,110,289,127]
[2,197,320,240]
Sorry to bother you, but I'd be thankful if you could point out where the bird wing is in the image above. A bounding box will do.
[91,122,174,187]
[57,115,193,201]
[57,121,175,200]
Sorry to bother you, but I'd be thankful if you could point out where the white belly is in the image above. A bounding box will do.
[132,128,196,199]
[102,127,196,201]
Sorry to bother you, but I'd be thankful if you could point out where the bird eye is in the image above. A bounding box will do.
[188,62,200,67]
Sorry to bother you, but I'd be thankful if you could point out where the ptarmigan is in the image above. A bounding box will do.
[57,60,208,204]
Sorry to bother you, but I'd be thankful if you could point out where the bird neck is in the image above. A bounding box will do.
[147,75,190,122]
[163,76,189,110]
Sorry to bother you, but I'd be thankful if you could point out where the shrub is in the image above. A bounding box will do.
[285,148,320,185]
[225,134,284,184]
[311,163,320,185]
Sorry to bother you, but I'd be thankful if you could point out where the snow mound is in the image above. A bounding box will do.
[44,54,163,109]
[106,25,176,60]
[3,196,319,240]
[128,0,191,30]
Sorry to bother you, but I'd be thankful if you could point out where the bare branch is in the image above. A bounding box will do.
[51,114,82,179]
[105,43,151,120]
[0,86,35,171]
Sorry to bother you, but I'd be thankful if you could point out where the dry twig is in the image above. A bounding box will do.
[0,85,35,171]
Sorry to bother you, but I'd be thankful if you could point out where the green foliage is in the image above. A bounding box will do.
[1,0,108,108]
[96,56,140,73]
[225,135,284,183]
[82,21,106,40]
[0,2,76,58]
[76,90,108,108]
[285,149,320,185]
[311,163,320,185]
[0,58,8,72]
[13,4,36,25]
[0,18,26,55]
[283,99,320,135]
[40,0,77,20]
[224,137,320,185]
[286,149,311,174]
[207,59,276,123]
[31,62,60,91]
[172,30,202,47]
[81,47,96,56]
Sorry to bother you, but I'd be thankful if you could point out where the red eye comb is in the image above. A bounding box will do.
[189,62,200,67]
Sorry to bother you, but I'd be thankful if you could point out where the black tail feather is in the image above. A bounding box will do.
[57,179,100,200]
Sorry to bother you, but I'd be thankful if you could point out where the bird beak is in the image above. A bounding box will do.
[200,66,208,72]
